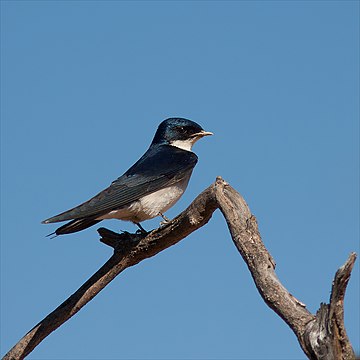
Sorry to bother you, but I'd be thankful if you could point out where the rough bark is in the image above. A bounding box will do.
[303,254,357,360]
[3,177,356,360]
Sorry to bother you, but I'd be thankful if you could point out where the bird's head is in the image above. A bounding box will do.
[151,118,213,151]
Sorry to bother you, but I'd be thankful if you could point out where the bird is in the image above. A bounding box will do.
[42,118,213,236]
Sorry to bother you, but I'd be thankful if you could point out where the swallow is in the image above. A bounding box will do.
[42,118,213,236]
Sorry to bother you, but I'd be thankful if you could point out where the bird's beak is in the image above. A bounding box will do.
[193,130,213,137]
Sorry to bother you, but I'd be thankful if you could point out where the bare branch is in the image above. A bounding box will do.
[214,179,315,354]
[3,177,356,360]
[3,184,218,360]
[303,253,357,360]
[213,178,356,360]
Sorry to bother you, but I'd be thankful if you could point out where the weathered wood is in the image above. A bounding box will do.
[214,179,315,357]
[3,184,218,360]
[3,177,356,360]
[303,253,357,360]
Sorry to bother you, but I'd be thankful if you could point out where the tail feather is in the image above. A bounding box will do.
[50,218,102,236]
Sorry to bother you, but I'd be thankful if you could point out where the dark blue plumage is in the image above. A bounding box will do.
[42,118,212,235]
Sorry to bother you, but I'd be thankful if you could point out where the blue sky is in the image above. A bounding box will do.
[1,1,359,359]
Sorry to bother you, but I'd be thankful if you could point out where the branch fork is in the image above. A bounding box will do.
[3,177,356,360]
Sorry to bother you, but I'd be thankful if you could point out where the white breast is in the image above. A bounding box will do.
[97,178,189,223]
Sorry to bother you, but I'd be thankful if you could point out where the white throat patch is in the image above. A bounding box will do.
[169,137,200,152]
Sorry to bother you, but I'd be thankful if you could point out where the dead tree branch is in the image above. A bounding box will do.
[3,177,356,360]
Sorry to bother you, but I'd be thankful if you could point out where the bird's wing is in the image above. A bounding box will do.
[42,145,198,223]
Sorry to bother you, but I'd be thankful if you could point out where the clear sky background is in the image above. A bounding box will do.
[1,1,359,359]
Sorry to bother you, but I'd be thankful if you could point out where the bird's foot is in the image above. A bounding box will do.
[159,212,171,226]
[135,222,149,235]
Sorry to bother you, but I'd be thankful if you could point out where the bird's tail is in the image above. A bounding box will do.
[48,218,101,237]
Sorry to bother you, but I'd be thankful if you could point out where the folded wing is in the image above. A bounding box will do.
[42,145,198,223]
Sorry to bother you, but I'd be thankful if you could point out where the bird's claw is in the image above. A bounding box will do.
[159,212,171,225]
[134,222,148,235]
[136,228,148,235]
